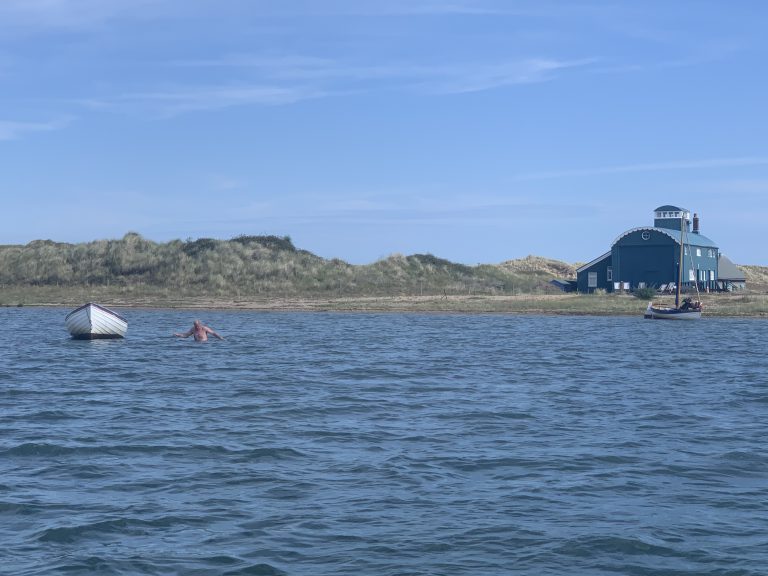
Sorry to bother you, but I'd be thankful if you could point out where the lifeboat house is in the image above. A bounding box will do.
[576,205,728,293]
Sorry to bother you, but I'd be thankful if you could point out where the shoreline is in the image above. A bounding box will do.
[3,292,768,317]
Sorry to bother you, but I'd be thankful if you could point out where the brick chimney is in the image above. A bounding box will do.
[692,213,700,234]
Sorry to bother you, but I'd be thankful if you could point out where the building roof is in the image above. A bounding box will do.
[612,227,718,248]
[549,279,577,291]
[718,255,746,281]
[576,251,611,273]
[654,204,689,213]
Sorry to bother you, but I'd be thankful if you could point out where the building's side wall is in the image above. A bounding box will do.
[613,245,678,289]
[611,230,720,291]
[577,217,723,293]
[577,256,612,293]
[613,230,677,290]
[654,218,685,231]
[687,241,719,291]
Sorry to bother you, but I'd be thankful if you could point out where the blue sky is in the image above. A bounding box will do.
[2,0,767,264]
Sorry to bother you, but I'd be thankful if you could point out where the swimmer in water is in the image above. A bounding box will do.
[174,320,224,342]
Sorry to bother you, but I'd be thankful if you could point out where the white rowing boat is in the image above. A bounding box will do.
[65,303,128,339]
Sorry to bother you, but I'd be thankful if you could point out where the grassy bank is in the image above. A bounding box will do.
[1,233,765,316]
[2,287,767,317]
[0,234,563,298]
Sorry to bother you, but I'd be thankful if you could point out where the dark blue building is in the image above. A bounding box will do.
[577,205,720,293]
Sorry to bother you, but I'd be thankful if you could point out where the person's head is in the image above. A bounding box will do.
[194,319,201,328]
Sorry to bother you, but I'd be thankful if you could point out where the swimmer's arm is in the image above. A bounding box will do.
[205,327,224,340]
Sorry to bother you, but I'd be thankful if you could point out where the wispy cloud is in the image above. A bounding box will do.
[0,117,71,141]
[77,53,593,116]
[415,58,594,94]
[0,0,159,30]
[169,54,595,98]
[270,190,594,226]
[0,0,524,30]
[514,157,768,181]
[339,1,532,16]
[98,85,328,115]
[208,174,247,193]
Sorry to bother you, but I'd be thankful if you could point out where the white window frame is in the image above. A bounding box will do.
[588,272,597,288]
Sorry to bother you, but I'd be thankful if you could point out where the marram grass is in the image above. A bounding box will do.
[1,233,766,316]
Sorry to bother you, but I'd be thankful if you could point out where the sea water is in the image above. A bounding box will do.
[1,307,766,575]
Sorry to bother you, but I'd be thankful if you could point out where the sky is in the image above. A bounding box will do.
[2,0,768,265]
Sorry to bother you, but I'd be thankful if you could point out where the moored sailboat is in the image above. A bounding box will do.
[647,214,702,320]
[646,298,701,320]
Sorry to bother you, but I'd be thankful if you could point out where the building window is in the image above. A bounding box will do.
[588,272,597,288]
[709,270,715,280]
[641,231,651,240]
[684,246,689,255]
[708,249,715,258]
[607,267,613,281]
[689,269,695,282]
[696,248,702,257]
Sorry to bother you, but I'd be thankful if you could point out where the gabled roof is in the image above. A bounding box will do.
[718,255,746,281]
[576,251,611,273]
[612,227,718,248]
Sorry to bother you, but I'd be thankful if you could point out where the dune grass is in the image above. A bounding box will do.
[1,233,766,316]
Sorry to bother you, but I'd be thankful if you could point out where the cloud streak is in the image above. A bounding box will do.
[0,0,158,30]
[415,58,594,94]
[0,118,71,141]
[80,53,593,116]
[163,54,594,105]
[514,157,768,180]
[327,0,534,17]
[118,85,327,115]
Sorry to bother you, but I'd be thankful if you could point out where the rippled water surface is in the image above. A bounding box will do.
[1,307,767,575]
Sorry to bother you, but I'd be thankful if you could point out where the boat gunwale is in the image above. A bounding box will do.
[65,302,128,323]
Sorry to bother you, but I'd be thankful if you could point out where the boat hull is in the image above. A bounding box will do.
[65,303,128,338]
[646,303,701,320]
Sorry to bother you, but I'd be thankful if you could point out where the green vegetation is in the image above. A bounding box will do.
[1,233,765,316]
[742,265,768,292]
[633,287,657,300]
[0,233,564,300]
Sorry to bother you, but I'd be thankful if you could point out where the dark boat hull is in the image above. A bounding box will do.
[646,304,702,320]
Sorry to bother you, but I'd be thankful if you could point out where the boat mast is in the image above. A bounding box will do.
[676,213,685,308]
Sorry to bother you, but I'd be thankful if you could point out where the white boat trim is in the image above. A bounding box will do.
[65,302,128,339]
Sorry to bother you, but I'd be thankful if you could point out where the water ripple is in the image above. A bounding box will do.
[1,309,767,575]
